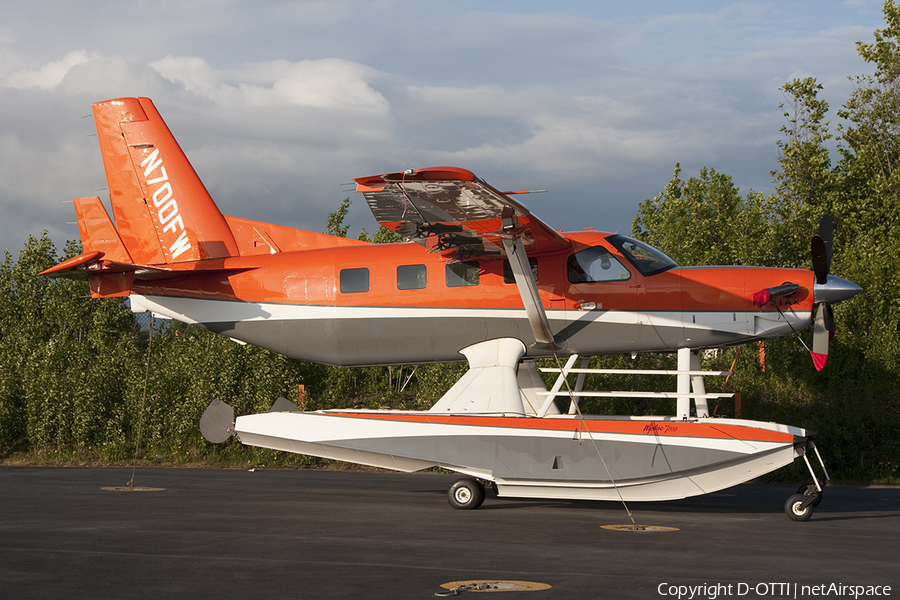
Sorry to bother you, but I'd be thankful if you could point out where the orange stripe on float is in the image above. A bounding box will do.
[323,412,795,443]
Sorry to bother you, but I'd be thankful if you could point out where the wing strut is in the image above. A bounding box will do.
[500,206,558,350]
[502,237,556,349]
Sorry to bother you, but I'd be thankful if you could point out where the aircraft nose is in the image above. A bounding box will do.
[814,275,862,305]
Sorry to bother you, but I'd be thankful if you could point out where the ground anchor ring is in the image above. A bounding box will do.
[601,524,680,532]
[436,580,552,595]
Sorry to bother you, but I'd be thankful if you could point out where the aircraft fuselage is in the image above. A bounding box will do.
[130,230,815,366]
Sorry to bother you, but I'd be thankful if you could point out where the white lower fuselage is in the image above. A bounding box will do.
[131,293,810,365]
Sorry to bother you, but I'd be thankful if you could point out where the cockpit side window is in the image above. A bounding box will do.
[567,247,632,283]
[606,234,678,276]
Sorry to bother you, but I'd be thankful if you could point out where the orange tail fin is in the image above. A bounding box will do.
[73,196,132,262]
[92,97,239,264]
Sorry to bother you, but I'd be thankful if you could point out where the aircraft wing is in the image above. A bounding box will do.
[355,167,570,259]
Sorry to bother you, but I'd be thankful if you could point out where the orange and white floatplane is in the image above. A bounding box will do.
[43,98,860,520]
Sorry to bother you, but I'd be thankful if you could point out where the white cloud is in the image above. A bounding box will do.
[1,50,100,89]
[151,56,390,113]
[0,1,891,253]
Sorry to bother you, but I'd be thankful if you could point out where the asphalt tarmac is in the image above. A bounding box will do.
[1,466,897,599]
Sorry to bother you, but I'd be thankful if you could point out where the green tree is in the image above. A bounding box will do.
[357,226,403,244]
[632,164,777,267]
[628,2,900,481]
[325,197,352,238]
[0,233,140,455]
[772,77,835,267]
[327,195,402,243]
[125,321,310,459]
[833,0,900,373]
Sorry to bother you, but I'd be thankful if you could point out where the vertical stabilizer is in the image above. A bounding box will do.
[73,196,132,262]
[72,196,134,298]
[92,97,239,264]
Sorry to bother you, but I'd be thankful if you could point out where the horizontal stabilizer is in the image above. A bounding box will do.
[38,251,171,278]
[39,250,256,298]
[38,252,165,298]
[38,250,105,277]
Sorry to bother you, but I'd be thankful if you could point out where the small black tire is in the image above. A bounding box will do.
[447,478,485,510]
[797,483,823,507]
[785,494,814,521]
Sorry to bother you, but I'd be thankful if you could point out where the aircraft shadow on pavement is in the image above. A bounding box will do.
[412,480,900,517]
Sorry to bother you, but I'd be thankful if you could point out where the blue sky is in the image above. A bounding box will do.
[0,1,889,256]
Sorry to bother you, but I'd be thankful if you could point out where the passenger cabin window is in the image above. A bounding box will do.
[397,264,427,290]
[567,247,631,283]
[340,268,369,293]
[503,258,538,284]
[446,261,480,287]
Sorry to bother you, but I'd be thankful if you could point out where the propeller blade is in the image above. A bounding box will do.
[811,235,829,285]
[811,303,830,371]
[809,216,848,371]
[823,302,835,332]
[818,214,833,271]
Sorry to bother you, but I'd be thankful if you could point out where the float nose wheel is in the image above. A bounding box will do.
[785,492,819,521]
[447,478,486,510]
[785,440,829,522]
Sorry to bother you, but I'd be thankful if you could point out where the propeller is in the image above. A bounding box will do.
[811,214,832,285]
[809,214,860,370]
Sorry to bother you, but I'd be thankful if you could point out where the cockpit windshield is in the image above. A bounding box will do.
[606,234,678,276]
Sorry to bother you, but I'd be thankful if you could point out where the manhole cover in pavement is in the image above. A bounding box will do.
[436,580,551,595]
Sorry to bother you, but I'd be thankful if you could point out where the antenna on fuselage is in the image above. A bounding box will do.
[500,189,548,195]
